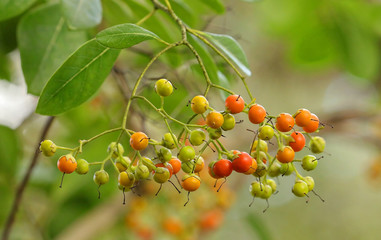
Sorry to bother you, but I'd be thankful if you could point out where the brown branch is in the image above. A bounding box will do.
[2,116,55,240]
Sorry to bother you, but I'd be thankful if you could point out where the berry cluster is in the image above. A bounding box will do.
[40,78,327,210]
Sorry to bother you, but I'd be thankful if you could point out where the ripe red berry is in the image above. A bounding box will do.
[213,159,233,178]
[232,152,253,173]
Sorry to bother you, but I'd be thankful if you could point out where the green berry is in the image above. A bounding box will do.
[266,179,277,192]
[221,113,235,131]
[259,184,273,199]
[153,167,170,183]
[178,146,196,162]
[159,147,172,163]
[309,136,325,154]
[258,125,274,140]
[301,155,318,171]
[135,165,150,180]
[292,180,309,197]
[39,140,57,157]
[249,181,264,197]
[155,79,173,97]
[253,162,267,177]
[280,163,294,176]
[251,140,268,153]
[268,162,281,177]
[181,161,195,173]
[208,128,222,140]
[107,142,124,158]
[303,176,315,192]
[76,159,89,175]
[142,157,154,172]
[189,129,206,146]
[93,170,109,186]
[162,133,178,149]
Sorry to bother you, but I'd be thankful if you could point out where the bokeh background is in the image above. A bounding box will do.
[1,0,381,239]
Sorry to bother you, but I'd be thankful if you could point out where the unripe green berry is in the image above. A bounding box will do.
[280,163,294,176]
[189,129,206,146]
[266,179,277,192]
[249,181,264,198]
[162,133,178,149]
[155,79,173,97]
[268,162,281,177]
[251,140,268,153]
[181,161,195,173]
[159,147,172,163]
[93,170,109,186]
[153,167,170,183]
[178,146,196,162]
[301,155,318,171]
[135,165,150,180]
[258,125,274,140]
[303,176,315,192]
[259,184,273,199]
[309,136,325,154]
[107,142,124,158]
[292,180,309,197]
[76,159,89,175]
[40,140,57,157]
[253,162,267,177]
[221,114,235,131]
[116,156,131,172]
[142,157,154,172]
[208,128,222,140]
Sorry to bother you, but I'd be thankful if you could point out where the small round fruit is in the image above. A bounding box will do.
[208,128,222,140]
[178,146,196,162]
[294,108,312,127]
[153,167,170,183]
[268,162,281,177]
[194,157,205,173]
[253,163,267,177]
[303,113,319,133]
[155,163,173,178]
[162,133,178,149]
[182,174,201,192]
[206,111,224,129]
[259,184,273,199]
[244,158,258,175]
[276,113,295,132]
[280,163,294,176]
[142,157,154,171]
[118,171,135,187]
[181,161,195,174]
[40,140,57,157]
[107,142,124,158]
[221,114,235,131]
[130,132,149,151]
[303,176,315,191]
[225,95,245,114]
[191,95,209,114]
[189,129,206,146]
[249,181,264,197]
[57,154,77,174]
[213,159,233,178]
[135,165,150,180]
[232,152,254,173]
[155,79,173,97]
[266,179,277,192]
[75,159,89,175]
[248,104,266,124]
[276,146,295,163]
[208,161,220,179]
[169,158,181,174]
[159,147,172,162]
[292,180,309,197]
[116,156,130,172]
[301,155,318,171]
[251,140,268,153]
[288,131,306,152]
[258,125,274,140]
[309,136,325,154]
[93,170,109,185]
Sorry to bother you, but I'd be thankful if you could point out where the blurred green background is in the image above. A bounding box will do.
[1,0,381,239]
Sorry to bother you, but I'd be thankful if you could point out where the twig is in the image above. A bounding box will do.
[2,116,55,240]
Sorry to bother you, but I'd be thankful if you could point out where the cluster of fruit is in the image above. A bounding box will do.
[39,78,326,209]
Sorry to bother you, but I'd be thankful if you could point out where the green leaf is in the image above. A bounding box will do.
[0,0,36,21]
[0,54,11,81]
[36,39,120,115]
[0,125,20,178]
[18,3,88,95]
[61,0,102,30]
[96,23,162,49]
[0,17,18,54]
[202,31,251,76]
[201,0,225,14]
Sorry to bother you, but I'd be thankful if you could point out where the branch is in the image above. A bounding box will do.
[2,116,55,240]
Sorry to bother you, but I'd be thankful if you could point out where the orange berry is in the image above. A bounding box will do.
[206,111,224,129]
[57,154,77,174]
[225,95,245,114]
[248,104,266,124]
[276,113,294,132]
[130,132,149,150]
[162,217,183,235]
[182,174,201,192]
[276,146,295,163]
[199,209,224,231]
[168,158,181,174]
[303,113,319,133]
[294,108,312,127]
